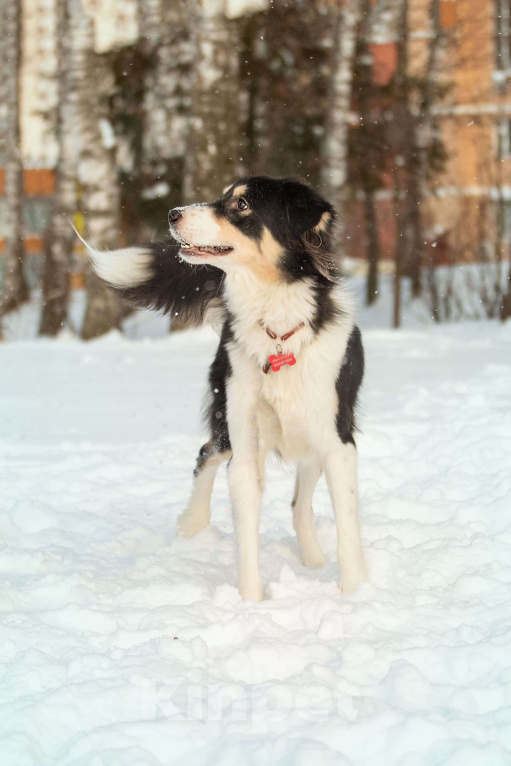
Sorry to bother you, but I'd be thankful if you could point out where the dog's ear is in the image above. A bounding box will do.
[282,181,335,237]
[302,226,339,281]
[281,181,338,280]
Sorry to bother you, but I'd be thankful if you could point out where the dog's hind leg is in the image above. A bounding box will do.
[178,441,231,538]
[323,441,367,594]
[292,460,326,568]
[291,473,300,508]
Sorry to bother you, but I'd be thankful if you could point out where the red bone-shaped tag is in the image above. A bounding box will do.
[268,352,296,372]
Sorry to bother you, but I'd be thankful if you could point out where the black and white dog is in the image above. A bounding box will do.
[85,176,366,601]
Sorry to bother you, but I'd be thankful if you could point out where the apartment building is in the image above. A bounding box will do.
[346,0,511,263]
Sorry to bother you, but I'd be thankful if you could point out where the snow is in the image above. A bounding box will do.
[226,0,268,20]
[1,296,511,764]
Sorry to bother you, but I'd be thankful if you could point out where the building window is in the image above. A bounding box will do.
[0,198,50,237]
[496,0,511,71]
[23,198,50,235]
[497,118,511,157]
[499,200,511,241]
[0,199,7,237]
[440,0,458,30]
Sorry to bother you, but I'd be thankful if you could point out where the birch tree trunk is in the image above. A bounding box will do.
[392,0,444,301]
[39,0,77,336]
[321,0,362,240]
[138,0,161,42]
[364,182,381,305]
[359,0,381,305]
[392,0,409,329]
[0,0,29,324]
[183,0,240,203]
[141,0,193,174]
[407,0,444,296]
[501,264,511,320]
[72,0,125,340]
[392,108,415,325]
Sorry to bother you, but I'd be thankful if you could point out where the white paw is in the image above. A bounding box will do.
[339,563,367,595]
[177,510,209,538]
[301,545,327,568]
[238,578,264,602]
[339,577,360,595]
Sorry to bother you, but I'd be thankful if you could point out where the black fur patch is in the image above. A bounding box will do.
[194,440,216,477]
[193,319,234,476]
[215,176,332,237]
[202,318,233,459]
[114,239,225,326]
[310,281,345,335]
[335,325,364,445]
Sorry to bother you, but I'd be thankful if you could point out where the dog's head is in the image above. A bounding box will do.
[168,176,337,282]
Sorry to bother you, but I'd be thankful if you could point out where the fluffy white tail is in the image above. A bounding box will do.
[73,226,153,289]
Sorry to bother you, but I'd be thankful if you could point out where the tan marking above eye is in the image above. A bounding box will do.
[222,184,234,195]
[232,184,248,197]
[314,211,332,232]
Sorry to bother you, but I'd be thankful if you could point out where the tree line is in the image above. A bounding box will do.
[1,0,510,338]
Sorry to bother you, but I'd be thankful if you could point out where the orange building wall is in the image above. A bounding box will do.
[355,0,511,263]
[424,0,511,253]
[0,169,55,255]
[0,168,55,196]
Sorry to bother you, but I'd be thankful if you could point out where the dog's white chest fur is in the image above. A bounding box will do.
[224,271,354,460]
[225,271,317,366]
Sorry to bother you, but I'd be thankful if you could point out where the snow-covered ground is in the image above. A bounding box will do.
[1,296,511,765]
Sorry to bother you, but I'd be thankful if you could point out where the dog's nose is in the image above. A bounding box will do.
[168,208,182,224]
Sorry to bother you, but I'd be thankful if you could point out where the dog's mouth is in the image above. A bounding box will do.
[179,241,233,257]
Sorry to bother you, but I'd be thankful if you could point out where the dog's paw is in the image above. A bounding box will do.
[238,578,264,602]
[339,578,360,595]
[301,545,327,568]
[177,510,209,538]
[339,564,367,595]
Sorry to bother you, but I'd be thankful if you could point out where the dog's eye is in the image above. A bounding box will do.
[237,197,249,211]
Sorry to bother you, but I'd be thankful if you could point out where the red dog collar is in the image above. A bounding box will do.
[261,321,306,374]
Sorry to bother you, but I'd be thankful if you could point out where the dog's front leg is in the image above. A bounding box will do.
[323,440,367,594]
[227,375,263,602]
[178,443,231,538]
[292,460,326,568]
[229,455,263,600]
